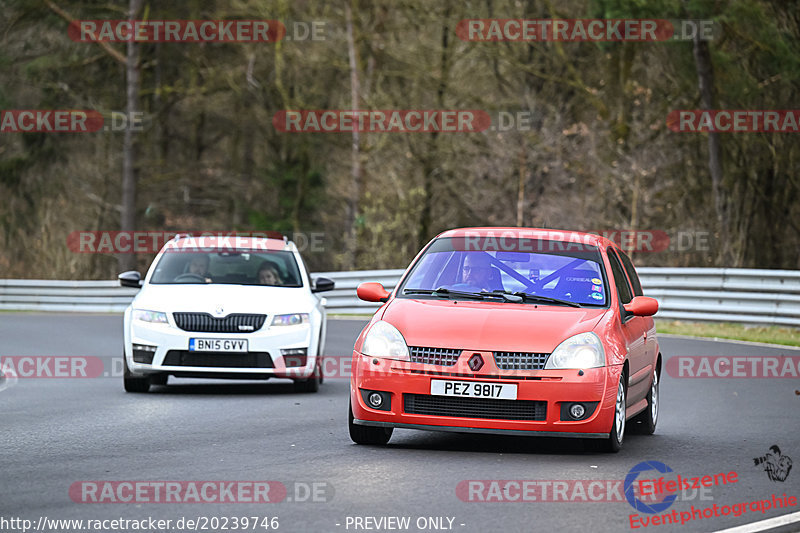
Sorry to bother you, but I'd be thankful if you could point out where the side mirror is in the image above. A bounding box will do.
[118,271,142,289]
[623,296,659,317]
[357,282,390,303]
[312,277,335,293]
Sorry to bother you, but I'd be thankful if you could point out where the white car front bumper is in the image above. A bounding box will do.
[125,313,319,380]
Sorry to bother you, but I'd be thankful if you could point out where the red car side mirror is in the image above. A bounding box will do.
[357,282,390,303]
[623,296,659,317]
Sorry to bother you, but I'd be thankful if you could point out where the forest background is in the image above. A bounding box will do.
[1,0,798,279]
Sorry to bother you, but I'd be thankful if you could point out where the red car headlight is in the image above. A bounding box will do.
[362,320,410,361]
[545,332,605,369]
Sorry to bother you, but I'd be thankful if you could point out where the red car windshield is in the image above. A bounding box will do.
[398,237,608,306]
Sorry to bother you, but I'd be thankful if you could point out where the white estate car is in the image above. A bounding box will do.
[118,234,334,393]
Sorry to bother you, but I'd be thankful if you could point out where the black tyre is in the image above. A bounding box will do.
[633,366,659,434]
[293,358,321,393]
[348,400,392,445]
[123,354,150,393]
[603,373,627,453]
[150,373,169,386]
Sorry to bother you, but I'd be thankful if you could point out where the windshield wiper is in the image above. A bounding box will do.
[488,290,582,308]
[403,288,485,300]
[404,288,581,307]
[403,288,521,302]
[476,291,523,303]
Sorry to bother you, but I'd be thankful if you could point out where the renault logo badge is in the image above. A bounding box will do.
[468,353,484,372]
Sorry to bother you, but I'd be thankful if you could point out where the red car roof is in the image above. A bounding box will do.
[436,227,613,249]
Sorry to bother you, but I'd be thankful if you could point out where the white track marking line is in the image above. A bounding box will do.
[658,333,800,351]
[713,510,800,533]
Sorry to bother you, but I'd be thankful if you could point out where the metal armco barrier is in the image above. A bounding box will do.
[636,268,800,327]
[1,268,799,326]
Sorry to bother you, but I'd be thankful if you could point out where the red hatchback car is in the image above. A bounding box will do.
[349,228,660,452]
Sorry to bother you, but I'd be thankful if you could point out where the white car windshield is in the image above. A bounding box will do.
[149,249,303,287]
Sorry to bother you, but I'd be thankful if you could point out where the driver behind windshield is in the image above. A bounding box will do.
[186,255,212,282]
[459,254,494,292]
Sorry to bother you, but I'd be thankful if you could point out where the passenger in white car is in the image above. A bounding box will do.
[258,262,282,286]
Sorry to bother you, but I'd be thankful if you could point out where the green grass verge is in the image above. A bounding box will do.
[655,320,800,348]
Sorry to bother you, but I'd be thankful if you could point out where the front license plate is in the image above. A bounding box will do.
[430,379,517,400]
[189,338,248,352]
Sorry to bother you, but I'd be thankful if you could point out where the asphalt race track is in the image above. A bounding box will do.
[2,314,799,533]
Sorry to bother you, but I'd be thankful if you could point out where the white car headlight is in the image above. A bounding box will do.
[362,320,410,361]
[545,332,605,369]
[132,309,168,324]
[271,313,309,326]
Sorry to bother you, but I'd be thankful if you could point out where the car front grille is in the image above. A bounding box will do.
[493,352,550,370]
[403,394,546,421]
[173,313,266,333]
[409,347,461,366]
[162,350,274,368]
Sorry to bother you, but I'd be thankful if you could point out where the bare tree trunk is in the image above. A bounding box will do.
[516,148,526,227]
[628,171,640,262]
[418,2,451,249]
[344,1,361,270]
[692,34,729,264]
[119,0,142,272]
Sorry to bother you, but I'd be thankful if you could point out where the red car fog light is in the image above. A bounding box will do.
[282,348,308,367]
[359,389,391,411]
[560,401,599,421]
[368,392,383,408]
